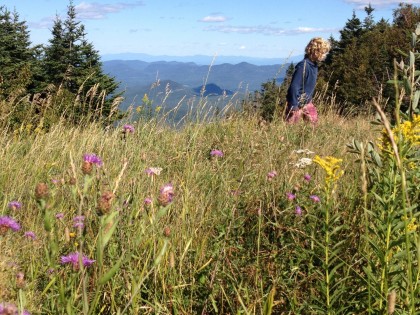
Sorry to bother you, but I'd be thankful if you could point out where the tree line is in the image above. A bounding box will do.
[250,3,420,120]
[0,1,121,130]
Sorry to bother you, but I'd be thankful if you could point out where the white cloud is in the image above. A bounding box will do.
[204,24,337,36]
[75,1,145,20]
[199,15,227,23]
[239,45,246,50]
[345,0,420,9]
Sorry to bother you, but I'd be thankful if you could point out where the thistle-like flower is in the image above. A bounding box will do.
[158,183,174,206]
[0,216,21,235]
[60,252,95,270]
[267,170,277,180]
[210,149,224,158]
[0,302,31,315]
[123,124,135,133]
[82,153,103,175]
[8,201,22,210]
[24,231,36,240]
[34,183,49,200]
[97,191,115,215]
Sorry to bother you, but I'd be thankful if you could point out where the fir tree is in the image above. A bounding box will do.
[42,0,121,121]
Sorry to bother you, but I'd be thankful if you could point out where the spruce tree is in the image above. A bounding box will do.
[0,6,37,99]
[42,0,121,121]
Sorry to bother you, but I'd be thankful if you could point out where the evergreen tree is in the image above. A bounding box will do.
[0,6,38,99]
[42,0,121,121]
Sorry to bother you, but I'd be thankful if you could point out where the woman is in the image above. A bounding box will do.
[285,37,330,124]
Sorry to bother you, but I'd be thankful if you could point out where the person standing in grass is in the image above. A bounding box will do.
[285,37,331,124]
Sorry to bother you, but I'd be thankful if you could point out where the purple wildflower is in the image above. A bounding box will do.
[267,171,277,180]
[0,302,31,315]
[304,174,311,182]
[73,222,84,229]
[295,206,303,216]
[123,124,135,133]
[158,183,174,206]
[7,201,22,210]
[83,154,103,167]
[210,149,224,157]
[310,195,321,203]
[73,215,85,222]
[0,216,21,234]
[144,197,152,205]
[286,192,296,201]
[60,252,95,269]
[24,231,36,240]
[55,212,64,219]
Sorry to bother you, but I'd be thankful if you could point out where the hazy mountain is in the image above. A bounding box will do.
[102,59,289,114]
[101,52,303,66]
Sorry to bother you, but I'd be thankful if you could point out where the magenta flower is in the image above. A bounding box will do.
[286,192,296,201]
[24,231,36,240]
[310,195,321,203]
[123,124,135,133]
[0,302,31,315]
[8,201,22,210]
[55,212,64,219]
[0,216,21,233]
[295,206,303,216]
[73,216,85,229]
[60,252,95,269]
[304,174,311,182]
[267,171,277,180]
[158,183,174,206]
[144,197,152,205]
[83,154,103,167]
[210,149,224,157]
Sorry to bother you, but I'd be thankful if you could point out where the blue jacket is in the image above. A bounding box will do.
[286,58,318,109]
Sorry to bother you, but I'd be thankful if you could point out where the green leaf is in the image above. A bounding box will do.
[98,254,125,285]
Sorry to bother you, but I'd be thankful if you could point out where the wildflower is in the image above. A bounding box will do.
[145,167,162,176]
[73,215,85,229]
[407,218,418,232]
[0,302,31,315]
[123,124,135,133]
[210,149,224,158]
[294,157,313,168]
[16,272,25,288]
[55,212,64,219]
[60,252,95,269]
[295,206,303,216]
[379,114,420,152]
[303,174,311,182]
[8,201,22,210]
[163,226,171,237]
[82,153,103,175]
[97,191,115,215]
[34,182,49,200]
[267,170,277,180]
[310,195,321,203]
[144,197,152,205]
[0,216,21,235]
[24,231,36,240]
[313,155,344,184]
[83,154,103,166]
[286,192,296,201]
[158,183,174,206]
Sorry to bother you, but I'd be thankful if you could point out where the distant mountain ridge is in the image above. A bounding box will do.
[101,52,303,66]
[102,59,289,112]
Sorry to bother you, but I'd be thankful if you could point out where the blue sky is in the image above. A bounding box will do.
[7,0,420,60]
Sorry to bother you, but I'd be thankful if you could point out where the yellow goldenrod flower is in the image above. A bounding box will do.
[407,218,417,232]
[155,106,162,113]
[313,155,344,184]
[378,114,420,153]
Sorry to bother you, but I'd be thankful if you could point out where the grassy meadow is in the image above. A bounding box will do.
[0,83,419,314]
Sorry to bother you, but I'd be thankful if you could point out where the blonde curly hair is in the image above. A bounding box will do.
[305,37,331,62]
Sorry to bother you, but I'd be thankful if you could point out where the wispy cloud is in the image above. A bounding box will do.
[199,15,228,23]
[75,1,145,20]
[204,24,337,36]
[345,0,420,9]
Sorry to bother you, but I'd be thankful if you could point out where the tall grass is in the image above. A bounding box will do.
[1,34,420,314]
